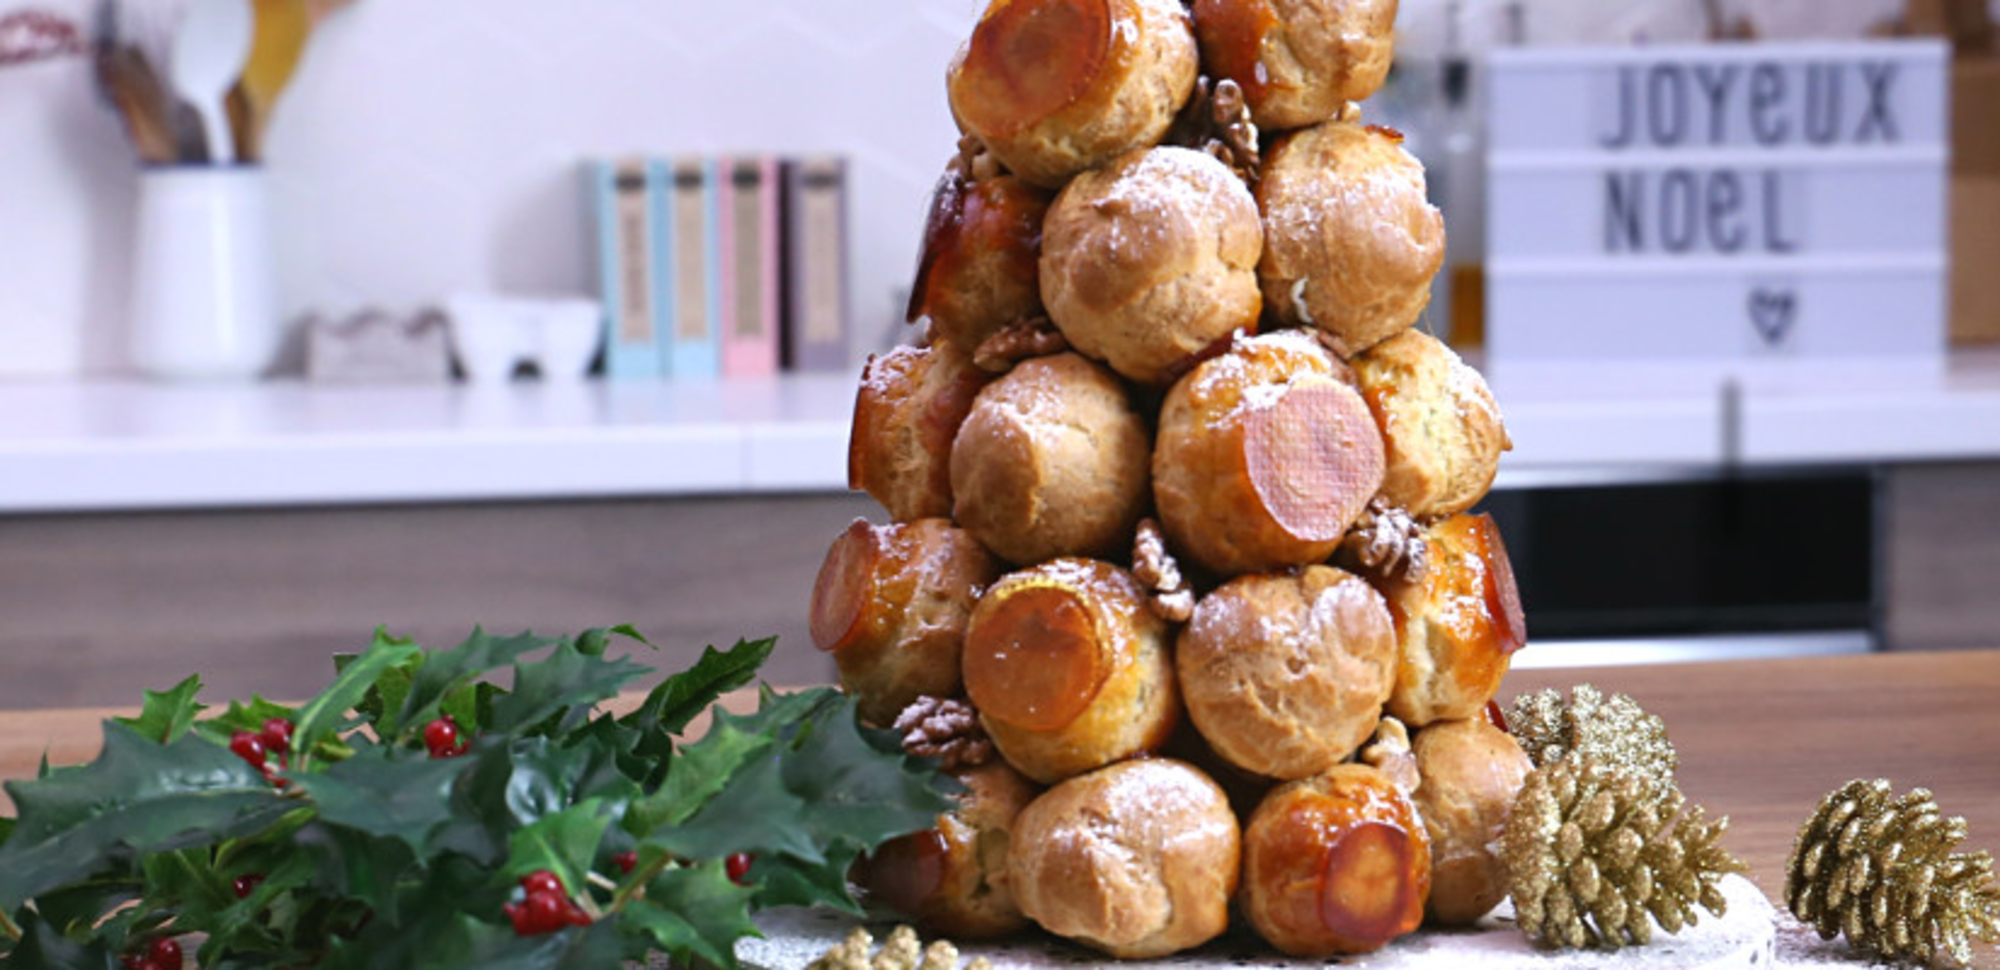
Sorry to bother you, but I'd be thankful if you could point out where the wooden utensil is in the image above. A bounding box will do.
[94,45,178,164]
[167,0,252,164]
[234,0,310,160]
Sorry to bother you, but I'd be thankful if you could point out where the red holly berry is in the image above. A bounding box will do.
[119,957,160,970]
[148,938,183,970]
[423,717,463,758]
[228,730,266,767]
[519,869,564,896]
[232,873,266,899]
[259,717,293,754]
[613,850,638,875]
[502,883,591,936]
[726,852,754,885]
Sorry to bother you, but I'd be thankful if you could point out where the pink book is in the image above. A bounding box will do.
[721,156,780,378]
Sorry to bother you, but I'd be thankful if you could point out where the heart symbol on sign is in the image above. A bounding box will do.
[1748,288,1797,347]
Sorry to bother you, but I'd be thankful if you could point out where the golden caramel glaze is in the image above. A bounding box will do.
[963,559,1178,784]
[949,352,1152,566]
[1008,758,1240,958]
[1384,513,1527,727]
[1410,718,1534,926]
[1256,120,1443,357]
[1193,0,1397,130]
[855,761,1042,939]
[1190,0,1278,104]
[948,0,1198,188]
[1038,147,1263,386]
[1352,329,1510,519]
[1241,763,1431,956]
[1176,566,1396,779]
[808,518,1002,725]
[1153,330,1384,575]
[910,171,1053,354]
[849,340,994,522]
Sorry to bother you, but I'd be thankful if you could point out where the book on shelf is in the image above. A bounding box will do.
[662,155,721,379]
[590,152,853,381]
[722,156,780,379]
[781,156,852,372]
[591,158,662,379]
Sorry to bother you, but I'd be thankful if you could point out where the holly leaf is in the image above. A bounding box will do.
[343,646,422,732]
[187,848,321,957]
[487,641,648,736]
[654,753,823,864]
[8,907,118,969]
[0,723,288,910]
[780,692,955,855]
[393,628,564,738]
[391,914,627,970]
[621,862,760,970]
[749,842,867,915]
[503,799,613,895]
[294,820,417,917]
[25,878,140,939]
[624,637,774,738]
[293,630,423,764]
[113,675,205,745]
[291,746,467,858]
[576,624,652,658]
[631,716,773,834]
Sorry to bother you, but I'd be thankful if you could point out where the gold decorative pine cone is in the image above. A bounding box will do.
[1506,683,1677,794]
[1787,778,2000,967]
[1503,757,1743,949]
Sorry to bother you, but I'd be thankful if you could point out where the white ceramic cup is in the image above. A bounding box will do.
[446,294,603,382]
[129,167,278,380]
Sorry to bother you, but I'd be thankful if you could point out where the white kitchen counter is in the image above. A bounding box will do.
[0,350,1996,514]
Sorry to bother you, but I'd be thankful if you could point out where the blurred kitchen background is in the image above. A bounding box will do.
[0,0,1996,709]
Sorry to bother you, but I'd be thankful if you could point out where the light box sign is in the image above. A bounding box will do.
[1485,41,1948,376]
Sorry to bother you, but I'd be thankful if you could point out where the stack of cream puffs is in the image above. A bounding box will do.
[812,0,1534,959]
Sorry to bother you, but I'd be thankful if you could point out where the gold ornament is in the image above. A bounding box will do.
[1506,684,1677,795]
[1787,778,2000,967]
[806,925,992,970]
[1503,757,1744,949]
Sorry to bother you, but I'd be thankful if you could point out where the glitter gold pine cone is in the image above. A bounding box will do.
[1503,757,1744,950]
[1786,778,2000,967]
[1506,683,1677,795]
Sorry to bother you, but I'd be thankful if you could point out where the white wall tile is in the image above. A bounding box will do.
[1,0,980,377]
[14,0,1974,378]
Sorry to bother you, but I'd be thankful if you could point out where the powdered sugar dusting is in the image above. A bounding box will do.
[738,874,1784,969]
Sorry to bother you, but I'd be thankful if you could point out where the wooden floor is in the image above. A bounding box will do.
[0,460,1996,711]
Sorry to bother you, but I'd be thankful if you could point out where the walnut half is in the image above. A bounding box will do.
[893,696,993,771]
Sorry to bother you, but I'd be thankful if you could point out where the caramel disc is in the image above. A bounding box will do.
[954,0,1113,138]
[964,584,1105,732]
[1245,380,1385,543]
[808,520,880,653]
[1318,820,1423,950]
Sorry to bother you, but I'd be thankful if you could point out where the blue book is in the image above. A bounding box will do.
[662,155,721,378]
[594,158,663,379]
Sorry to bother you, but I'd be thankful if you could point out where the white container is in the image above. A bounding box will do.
[445,294,604,383]
[129,167,278,380]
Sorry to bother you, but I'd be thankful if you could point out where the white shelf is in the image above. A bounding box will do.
[1,350,1997,514]
[0,375,856,513]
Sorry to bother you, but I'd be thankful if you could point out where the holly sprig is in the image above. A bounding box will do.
[0,625,953,969]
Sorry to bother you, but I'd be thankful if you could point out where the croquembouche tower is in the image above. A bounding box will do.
[811,0,1531,958]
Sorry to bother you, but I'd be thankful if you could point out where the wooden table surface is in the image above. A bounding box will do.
[4,650,1998,964]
